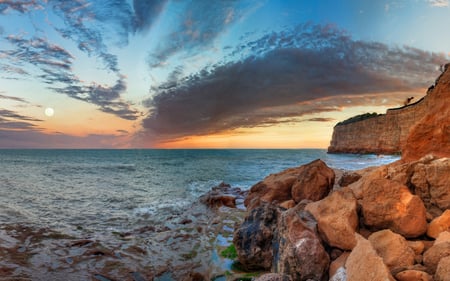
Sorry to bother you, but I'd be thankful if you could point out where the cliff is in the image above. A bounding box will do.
[328,64,450,156]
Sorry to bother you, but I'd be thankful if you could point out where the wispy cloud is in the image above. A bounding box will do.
[142,23,447,141]
[427,0,449,7]
[0,0,42,14]
[0,108,42,132]
[0,109,42,122]
[0,93,30,103]
[132,0,169,32]
[149,1,242,67]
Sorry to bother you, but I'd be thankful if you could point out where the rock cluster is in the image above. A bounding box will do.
[233,155,450,280]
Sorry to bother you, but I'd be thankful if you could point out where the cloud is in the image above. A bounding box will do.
[149,1,242,67]
[0,109,43,122]
[0,0,41,14]
[303,117,336,122]
[428,0,449,7]
[132,0,169,32]
[1,35,140,120]
[142,23,448,141]
[0,129,127,148]
[0,93,30,103]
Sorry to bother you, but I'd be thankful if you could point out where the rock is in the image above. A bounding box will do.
[423,241,450,274]
[435,256,450,281]
[338,172,361,187]
[395,270,432,281]
[329,252,350,278]
[435,231,450,245]
[305,187,358,250]
[402,64,450,161]
[346,234,395,281]
[329,267,347,281]
[368,229,415,271]
[410,158,450,211]
[279,200,296,209]
[244,159,334,210]
[428,209,450,238]
[199,182,247,208]
[360,177,427,238]
[408,241,425,255]
[233,203,280,270]
[273,207,329,281]
[253,273,292,281]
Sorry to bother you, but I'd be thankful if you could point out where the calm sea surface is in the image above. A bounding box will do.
[0,149,399,236]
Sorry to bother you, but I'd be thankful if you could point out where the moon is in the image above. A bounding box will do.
[45,107,54,117]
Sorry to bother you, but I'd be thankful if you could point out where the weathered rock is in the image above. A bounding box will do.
[360,177,427,237]
[346,234,395,281]
[273,207,329,281]
[305,187,358,250]
[403,63,450,161]
[395,270,433,281]
[368,229,415,271]
[435,255,450,281]
[436,231,450,245]
[410,158,450,211]
[244,159,334,210]
[428,210,450,238]
[329,252,350,278]
[233,203,280,270]
[423,241,450,274]
[199,182,247,208]
[253,273,292,281]
[338,172,361,187]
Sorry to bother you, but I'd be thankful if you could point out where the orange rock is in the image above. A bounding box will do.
[360,178,427,238]
[408,240,425,255]
[423,241,450,274]
[428,210,450,238]
[244,159,334,210]
[329,252,350,278]
[395,269,432,281]
[368,229,415,271]
[346,234,395,281]
[305,187,358,250]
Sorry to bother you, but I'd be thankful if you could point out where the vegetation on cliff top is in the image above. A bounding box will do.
[336,112,382,126]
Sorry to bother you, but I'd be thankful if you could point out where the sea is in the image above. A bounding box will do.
[0,149,399,237]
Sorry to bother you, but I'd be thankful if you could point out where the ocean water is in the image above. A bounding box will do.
[0,149,399,236]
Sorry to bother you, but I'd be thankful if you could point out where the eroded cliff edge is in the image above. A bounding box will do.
[328,63,450,156]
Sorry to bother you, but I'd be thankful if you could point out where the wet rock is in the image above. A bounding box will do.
[368,229,415,271]
[346,234,395,281]
[394,270,432,281]
[427,209,450,238]
[435,256,450,281]
[233,203,281,270]
[199,182,247,209]
[244,159,334,210]
[338,172,361,187]
[360,177,427,238]
[254,273,292,281]
[305,187,358,250]
[273,206,329,281]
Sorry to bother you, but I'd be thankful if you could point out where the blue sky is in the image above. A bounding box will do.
[0,0,449,148]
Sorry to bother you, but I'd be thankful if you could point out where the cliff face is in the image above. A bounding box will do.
[328,64,450,156]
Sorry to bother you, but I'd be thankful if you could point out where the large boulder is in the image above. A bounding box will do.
[273,207,329,281]
[199,182,247,208]
[305,187,358,250]
[360,177,427,238]
[368,229,415,271]
[346,234,395,281]
[233,203,281,270]
[402,63,450,161]
[244,159,334,210]
[428,210,450,238]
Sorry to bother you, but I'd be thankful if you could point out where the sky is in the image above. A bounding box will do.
[0,0,449,148]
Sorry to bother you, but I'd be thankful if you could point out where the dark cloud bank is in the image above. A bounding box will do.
[142,23,448,142]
